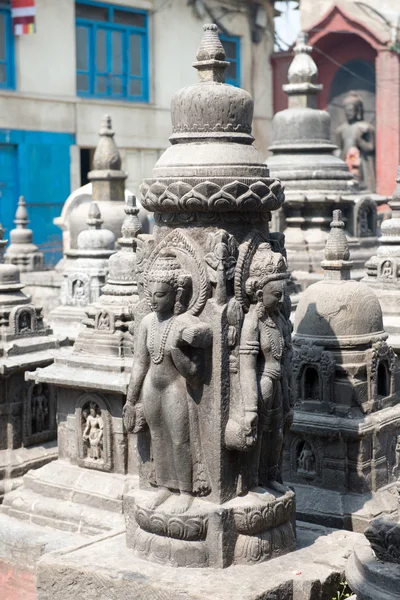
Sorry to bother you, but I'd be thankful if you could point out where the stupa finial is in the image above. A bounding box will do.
[86,202,103,230]
[0,223,6,263]
[91,114,122,171]
[193,23,229,83]
[321,210,353,279]
[120,194,141,244]
[283,31,322,108]
[14,196,29,229]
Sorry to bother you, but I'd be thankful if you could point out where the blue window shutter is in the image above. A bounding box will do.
[220,34,241,88]
[0,6,15,90]
[75,1,149,102]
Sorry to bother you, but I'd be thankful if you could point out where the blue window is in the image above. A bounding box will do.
[220,34,241,87]
[0,2,15,90]
[75,1,149,102]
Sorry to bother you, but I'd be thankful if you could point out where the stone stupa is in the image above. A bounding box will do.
[0,222,67,500]
[363,166,400,355]
[268,33,379,296]
[283,209,400,530]
[5,196,44,272]
[49,202,115,342]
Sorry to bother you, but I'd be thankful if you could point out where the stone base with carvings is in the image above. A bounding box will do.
[124,486,296,568]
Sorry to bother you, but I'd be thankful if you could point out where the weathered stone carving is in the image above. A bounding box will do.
[5,196,44,272]
[347,517,400,600]
[336,91,376,192]
[49,202,115,341]
[364,167,400,356]
[283,209,400,530]
[0,223,66,500]
[268,33,379,299]
[123,24,296,568]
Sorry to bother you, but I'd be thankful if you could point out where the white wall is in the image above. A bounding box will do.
[0,0,275,186]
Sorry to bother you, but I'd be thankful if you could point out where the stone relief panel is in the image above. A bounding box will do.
[63,273,90,306]
[355,198,376,238]
[292,344,335,406]
[378,258,398,281]
[76,393,112,472]
[23,382,56,446]
[94,309,115,332]
[10,306,39,335]
[290,436,321,483]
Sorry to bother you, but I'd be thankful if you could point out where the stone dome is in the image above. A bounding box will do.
[76,203,115,252]
[294,210,385,345]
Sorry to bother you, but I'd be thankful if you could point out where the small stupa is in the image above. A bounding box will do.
[363,166,400,354]
[283,209,400,530]
[49,202,115,342]
[268,33,379,295]
[5,196,44,271]
[0,222,67,500]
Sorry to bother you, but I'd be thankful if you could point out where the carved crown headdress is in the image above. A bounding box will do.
[146,251,191,290]
[246,243,288,293]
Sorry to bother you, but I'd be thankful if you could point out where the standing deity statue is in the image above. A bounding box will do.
[226,242,290,490]
[82,403,104,460]
[123,252,212,513]
[335,91,376,192]
[32,384,49,433]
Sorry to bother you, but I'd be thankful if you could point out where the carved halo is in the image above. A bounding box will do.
[144,230,209,316]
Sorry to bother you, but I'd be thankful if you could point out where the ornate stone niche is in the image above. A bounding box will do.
[66,274,90,307]
[367,341,396,402]
[94,309,115,332]
[292,344,335,408]
[355,197,377,239]
[76,393,113,472]
[10,305,39,335]
[23,382,56,446]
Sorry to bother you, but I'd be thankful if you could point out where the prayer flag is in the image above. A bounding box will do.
[11,0,36,35]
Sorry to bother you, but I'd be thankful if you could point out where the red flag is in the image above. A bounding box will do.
[11,0,36,35]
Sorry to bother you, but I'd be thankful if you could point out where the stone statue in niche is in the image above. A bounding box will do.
[31,384,49,434]
[97,310,111,330]
[227,241,290,489]
[123,251,212,513]
[297,441,316,478]
[82,402,104,461]
[18,311,31,333]
[335,91,376,192]
[381,260,394,278]
[73,279,86,305]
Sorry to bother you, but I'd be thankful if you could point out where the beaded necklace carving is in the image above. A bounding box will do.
[260,315,283,360]
[149,314,176,364]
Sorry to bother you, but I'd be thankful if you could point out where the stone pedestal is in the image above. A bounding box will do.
[34,524,363,600]
[346,517,400,600]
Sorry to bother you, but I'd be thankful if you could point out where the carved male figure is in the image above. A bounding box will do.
[335,91,376,192]
[123,252,212,513]
[82,403,104,460]
[32,384,49,433]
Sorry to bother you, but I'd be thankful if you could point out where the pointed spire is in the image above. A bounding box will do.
[91,115,122,172]
[283,32,322,109]
[0,223,6,264]
[120,194,141,248]
[193,24,229,83]
[14,196,29,229]
[86,202,103,230]
[321,210,353,280]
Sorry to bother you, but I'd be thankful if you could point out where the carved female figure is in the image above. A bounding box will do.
[82,403,104,460]
[238,243,289,488]
[123,252,212,513]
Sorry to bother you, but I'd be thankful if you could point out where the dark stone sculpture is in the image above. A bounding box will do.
[283,209,400,531]
[122,23,295,568]
[336,91,376,193]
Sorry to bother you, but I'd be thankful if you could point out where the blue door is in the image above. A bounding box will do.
[0,144,18,238]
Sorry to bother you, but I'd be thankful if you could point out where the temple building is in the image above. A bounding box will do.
[0,222,67,501]
[268,32,379,298]
[283,209,400,531]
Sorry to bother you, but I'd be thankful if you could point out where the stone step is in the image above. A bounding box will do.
[1,486,124,536]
